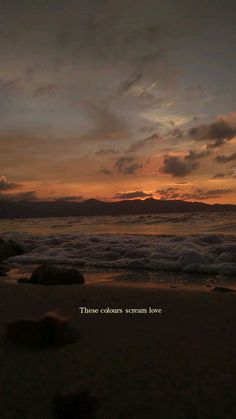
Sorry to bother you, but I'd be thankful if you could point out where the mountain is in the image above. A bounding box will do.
[0,198,235,219]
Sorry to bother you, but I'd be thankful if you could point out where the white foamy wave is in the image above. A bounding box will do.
[2,232,236,276]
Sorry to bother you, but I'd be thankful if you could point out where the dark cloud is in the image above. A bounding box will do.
[206,139,228,149]
[119,72,143,95]
[55,195,83,201]
[0,1,236,203]
[100,168,111,175]
[157,186,233,201]
[114,156,143,175]
[83,104,129,142]
[0,176,38,202]
[128,133,159,152]
[115,191,152,199]
[160,155,198,177]
[169,128,184,142]
[33,84,58,97]
[189,119,236,148]
[180,188,234,201]
[115,156,134,172]
[52,1,179,73]
[0,78,20,91]
[160,149,209,177]
[139,124,159,134]
[95,148,119,156]
[186,150,210,161]
[0,0,217,68]
[123,163,143,174]
[0,176,21,191]
[156,187,179,199]
[212,172,225,179]
[216,152,236,163]
[0,191,38,201]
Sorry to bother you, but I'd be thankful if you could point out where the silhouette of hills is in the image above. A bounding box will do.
[0,198,235,219]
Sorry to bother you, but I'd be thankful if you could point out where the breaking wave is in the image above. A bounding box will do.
[2,232,236,277]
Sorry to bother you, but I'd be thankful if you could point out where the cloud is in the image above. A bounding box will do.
[186,150,210,161]
[115,156,134,172]
[160,155,198,177]
[169,128,185,142]
[100,168,111,175]
[212,173,225,179]
[114,154,144,174]
[0,176,38,202]
[119,72,143,95]
[115,191,153,199]
[115,156,143,175]
[143,111,192,128]
[95,148,119,156]
[33,84,58,97]
[128,133,159,152]
[216,152,236,163]
[159,149,209,177]
[0,78,21,91]
[122,163,143,174]
[0,176,21,191]
[189,118,236,148]
[156,187,179,199]
[180,188,234,201]
[139,124,159,134]
[0,2,236,203]
[83,104,129,142]
[157,187,234,201]
[55,195,83,202]
[0,191,38,201]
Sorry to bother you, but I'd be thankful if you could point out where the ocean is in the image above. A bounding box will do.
[1,212,236,287]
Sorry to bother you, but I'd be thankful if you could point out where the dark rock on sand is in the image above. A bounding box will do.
[0,237,24,262]
[0,264,8,276]
[17,277,30,283]
[212,286,236,293]
[54,390,100,419]
[25,264,85,285]
[6,312,77,347]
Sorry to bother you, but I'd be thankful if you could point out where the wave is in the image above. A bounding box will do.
[2,232,236,277]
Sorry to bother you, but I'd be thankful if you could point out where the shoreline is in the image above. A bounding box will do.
[0,280,236,418]
[3,268,236,293]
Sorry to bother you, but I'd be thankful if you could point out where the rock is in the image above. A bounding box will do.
[18,277,30,283]
[26,264,85,285]
[212,286,236,293]
[0,237,24,262]
[54,390,100,419]
[0,264,8,276]
[6,312,77,347]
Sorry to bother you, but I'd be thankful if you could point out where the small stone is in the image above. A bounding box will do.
[212,287,236,293]
[6,312,77,347]
[0,264,8,276]
[54,390,100,419]
[25,264,85,285]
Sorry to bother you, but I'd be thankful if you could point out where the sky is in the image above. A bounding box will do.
[0,0,236,204]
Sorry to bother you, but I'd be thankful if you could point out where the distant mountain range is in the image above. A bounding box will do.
[0,198,235,219]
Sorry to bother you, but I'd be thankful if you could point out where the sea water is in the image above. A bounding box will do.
[0,212,236,286]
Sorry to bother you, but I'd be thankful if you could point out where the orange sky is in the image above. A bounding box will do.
[0,1,236,205]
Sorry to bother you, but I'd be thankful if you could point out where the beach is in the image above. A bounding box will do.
[1,0,236,416]
[0,280,236,419]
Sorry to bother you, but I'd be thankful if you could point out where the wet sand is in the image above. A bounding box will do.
[0,280,236,418]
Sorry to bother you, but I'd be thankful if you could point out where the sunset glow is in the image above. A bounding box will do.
[0,1,235,205]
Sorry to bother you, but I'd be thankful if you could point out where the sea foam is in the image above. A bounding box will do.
[1,232,236,277]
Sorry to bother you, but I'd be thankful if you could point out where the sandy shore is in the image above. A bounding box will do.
[0,280,236,418]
